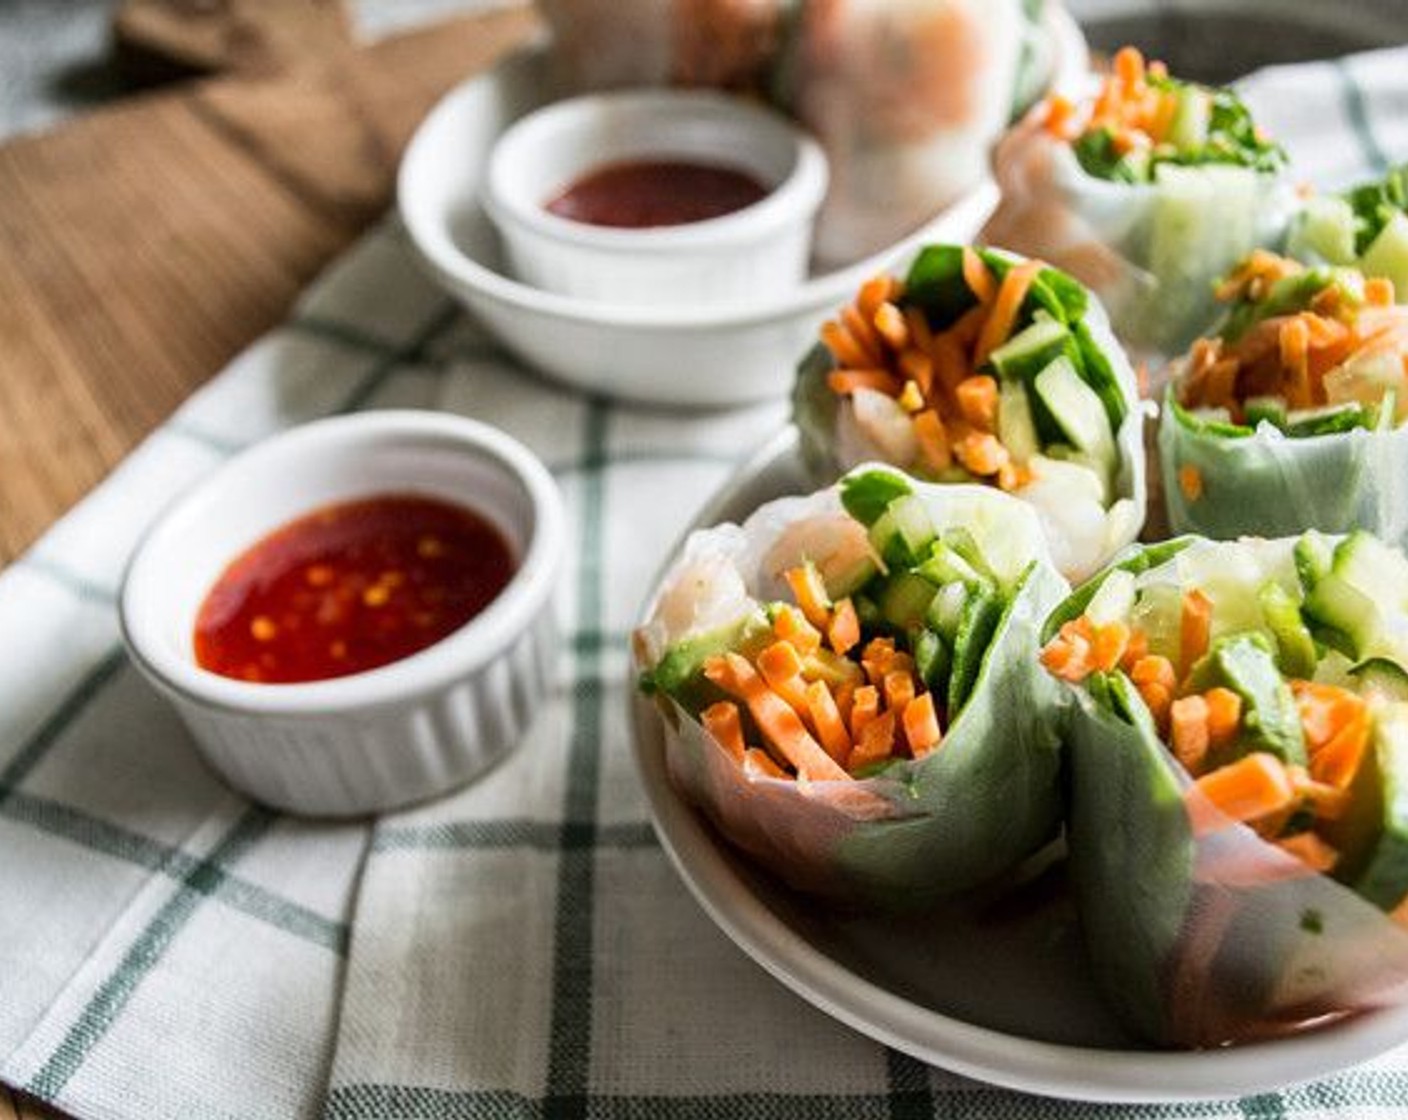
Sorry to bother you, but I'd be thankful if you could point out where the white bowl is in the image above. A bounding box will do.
[119,411,565,818]
[397,5,1087,409]
[483,90,828,306]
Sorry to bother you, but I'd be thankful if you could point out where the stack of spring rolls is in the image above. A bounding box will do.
[538,0,1053,265]
[635,42,1408,1049]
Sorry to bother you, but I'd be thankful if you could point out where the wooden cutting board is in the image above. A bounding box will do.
[0,3,537,568]
[0,2,536,1110]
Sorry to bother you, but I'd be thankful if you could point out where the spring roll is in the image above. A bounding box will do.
[1160,253,1408,546]
[793,244,1145,582]
[1289,164,1408,299]
[982,47,1296,365]
[539,0,785,95]
[783,0,1024,266]
[1042,533,1408,1045]
[634,466,1068,908]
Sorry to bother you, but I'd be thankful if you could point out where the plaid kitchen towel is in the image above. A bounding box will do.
[2,42,1408,1120]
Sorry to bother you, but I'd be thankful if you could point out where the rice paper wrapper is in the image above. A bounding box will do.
[538,0,785,94]
[1066,684,1408,1047]
[1052,544,1408,1047]
[1158,397,1408,549]
[981,116,1297,365]
[784,0,1024,267]
[793,286,1147,584]
[636,479,1069,909]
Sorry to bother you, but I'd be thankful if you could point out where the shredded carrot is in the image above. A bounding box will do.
[1289,766,1350,821]
[843,304,886,362]
[1189,752,1297,835]
[962,247,997,304]
[1090,621,1131,673]
[903,692,942,758]
[1179,589,1213,678]
[827,597,860,658]
[1311,706,1371,790]
[805,680,852,764]
[1170,694,1211,774]
[820,320,874,370]
[974,260,1043,367]
[849,711,896,771]
[954,431,1010,477]
[1113,45,1145,86]
[756,640,812,715]
[1204,687,1242,748]
[1043,93,1078,139]
[873,302,910,351]
[773,604,822,656]
[899,349,935,396]
[784,565,831,629]
[883,669,916,716]
[955,375,1000,432]
[913,409,953,472]
[1120,629,1149,669]
[704,653,849,782]
[849,684,880,740]
[857,274,899,317]
[743,747,786,779]
[1178,464,1204,503]
[701,701,747,762]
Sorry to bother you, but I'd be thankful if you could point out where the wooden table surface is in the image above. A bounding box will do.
[0,6,535,1115]
[0,3,536,568]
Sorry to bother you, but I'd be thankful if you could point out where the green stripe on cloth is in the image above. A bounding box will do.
[0,648,127,791]
[884,1049,933,1119]
[336,301,462,416]
[1336,58,1391,174]
[27,806,276,1099]
[372,820,655,853]
[1,790,346,952]
[544,400,610,1119]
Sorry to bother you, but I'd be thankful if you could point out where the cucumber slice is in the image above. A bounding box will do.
[913,628,952,694]
[1284,402,1372,437]
[1257,580,1317,679]
[917,540,988,591]
[1302,532,1408,664]
[878,572,938,631]
[1033,355,1116,476]
[1131,582,1183,663]
[989,316,1070,381]
[1293,530,1335,591]
[997,378,1042,464]
[1289,194,1358,266]
[1353,658,1408,704]
[926,582,970,643]
[869,494,935,568]
[1085,569,1137,627]
[1168,85,1211,153]
[1359,209,1408,297]
[948,587,1004,717]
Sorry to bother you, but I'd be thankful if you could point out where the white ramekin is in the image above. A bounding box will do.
[482,89,828,307]
[119,411,564,818]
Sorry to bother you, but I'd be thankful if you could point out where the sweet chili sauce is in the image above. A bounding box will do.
[194,494,515,684]
[544,159,770,229]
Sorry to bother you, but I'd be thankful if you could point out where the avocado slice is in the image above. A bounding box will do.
[1189,634,1308,767]
[640,611,771,713]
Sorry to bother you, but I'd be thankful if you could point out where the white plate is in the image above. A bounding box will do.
[628,427,1408,1103]
[397,8,1087,408]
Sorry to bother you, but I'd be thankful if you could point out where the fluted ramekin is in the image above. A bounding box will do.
[120,411,564,817]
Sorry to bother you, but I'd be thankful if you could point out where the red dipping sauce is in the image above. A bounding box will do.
[194,494,515,684]
[545,159,770,229]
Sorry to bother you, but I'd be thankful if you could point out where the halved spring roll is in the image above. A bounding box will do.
[1289,163,1408,299]
[982,46,1296,364]
[1042,533,1408,1046]
[793,244,1145,582]
[634,466,1068,908]
[1159,253,1408,546]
